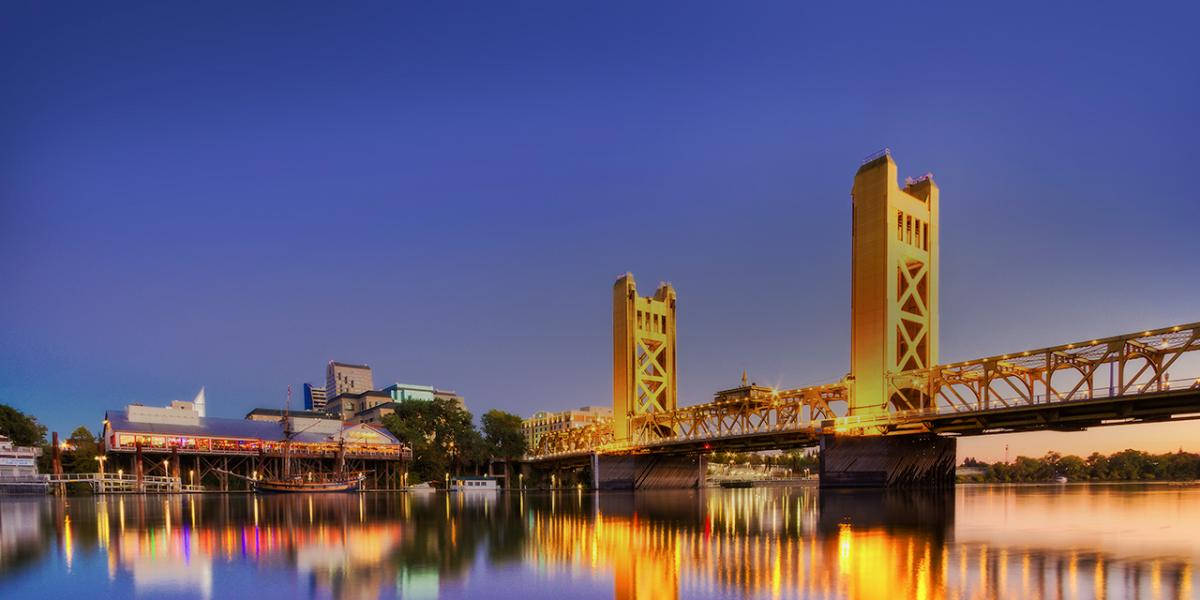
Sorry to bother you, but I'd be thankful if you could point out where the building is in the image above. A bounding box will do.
[326,390,392,421]
[101,400,410,490]
[381,383,467,412]
[434,389,467,411]
[326,361,374,398]
[352,402,401,425]
[302,383,328,412]
[382,383,435,402]
[244,408,342,436]
[523,405,613,450]
[0,435,43,489]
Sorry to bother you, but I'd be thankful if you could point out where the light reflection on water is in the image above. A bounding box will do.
[0,484,1195,599]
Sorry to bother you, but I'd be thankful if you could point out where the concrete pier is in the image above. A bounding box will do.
[818,433,956,488]
[592,453,705,490]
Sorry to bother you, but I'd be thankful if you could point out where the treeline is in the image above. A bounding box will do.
[379,398,526,484]
[960,450,1200,483]
[709,450,819,474]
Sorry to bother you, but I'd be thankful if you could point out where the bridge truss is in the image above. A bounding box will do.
[530,322,1200,459]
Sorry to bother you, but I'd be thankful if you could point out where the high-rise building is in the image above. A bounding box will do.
[302,383,328,411]
[326,361,373,398]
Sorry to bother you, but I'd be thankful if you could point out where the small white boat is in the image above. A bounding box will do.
[1053,476,1068,484]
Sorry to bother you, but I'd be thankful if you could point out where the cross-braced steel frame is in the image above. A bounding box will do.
[528,322,1200,460]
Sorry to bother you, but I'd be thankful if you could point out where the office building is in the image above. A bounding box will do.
[326,361,374,398]
[303,383,328,412]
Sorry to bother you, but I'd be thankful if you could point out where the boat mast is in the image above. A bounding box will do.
[282,385,293,479]
[336,437,346,476]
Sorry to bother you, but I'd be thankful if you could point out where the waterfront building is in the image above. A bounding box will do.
[100,400,410,490]
[302,383,328,411]
[326,361,374,397]
[0,435,43,491]
[522,406,612,449]
[450,475,498,491]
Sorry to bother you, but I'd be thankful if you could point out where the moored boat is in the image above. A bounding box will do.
[251,386,365,494]
[253,472,365,493]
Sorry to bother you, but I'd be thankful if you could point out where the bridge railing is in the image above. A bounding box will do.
[527,322,1200,458]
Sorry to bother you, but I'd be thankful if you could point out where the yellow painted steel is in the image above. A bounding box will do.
[525,152,1200,459]
[850,150,939,416]
[613,273,678,443]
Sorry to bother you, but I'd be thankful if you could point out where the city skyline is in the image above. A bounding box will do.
[2,3,1198,462]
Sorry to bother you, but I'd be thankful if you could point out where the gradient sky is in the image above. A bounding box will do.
[2,2,1198,461]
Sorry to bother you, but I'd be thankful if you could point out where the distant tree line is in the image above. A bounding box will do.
[960,450,1200,482]
[709,450,819,474]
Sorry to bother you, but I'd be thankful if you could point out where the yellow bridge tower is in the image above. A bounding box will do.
[612,273,678,443]
[850,149,940,417]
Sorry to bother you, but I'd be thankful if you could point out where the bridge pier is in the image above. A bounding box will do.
[591,453,705,490]
[818,433,956,488]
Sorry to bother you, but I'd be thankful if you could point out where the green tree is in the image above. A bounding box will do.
[64,426,100,473]
[481,410,527,460]
[382,397,488,484]
[0,404,46,447]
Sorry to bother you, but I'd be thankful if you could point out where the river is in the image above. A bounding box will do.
[0,484,1195,599]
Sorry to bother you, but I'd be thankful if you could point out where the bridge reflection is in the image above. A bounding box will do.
[1,487,1195,599]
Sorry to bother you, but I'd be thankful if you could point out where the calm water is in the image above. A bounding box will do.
[0,484,1196,599]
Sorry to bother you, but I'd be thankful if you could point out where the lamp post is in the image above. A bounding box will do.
[519,473,524,491]
[96,456,107,493]
[163,459,170,476]
[189,469,195,489]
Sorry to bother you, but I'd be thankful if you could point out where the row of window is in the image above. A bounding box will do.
[113,433,403,456]
[897,211,930,251]
[637,309,669,334]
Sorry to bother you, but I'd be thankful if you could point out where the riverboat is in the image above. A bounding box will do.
[252,472,365,493]
[252,386,364,494]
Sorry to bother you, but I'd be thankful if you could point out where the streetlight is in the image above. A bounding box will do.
[97,455,107,476]
[251,470,258,481]
[163,459,170,476]
[519,473,524,490]
[189,469,195,488]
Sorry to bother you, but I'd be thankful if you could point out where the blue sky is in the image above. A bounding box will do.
[2,2,1198,459]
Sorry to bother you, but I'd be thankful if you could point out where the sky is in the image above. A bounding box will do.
[1,2,1198,462]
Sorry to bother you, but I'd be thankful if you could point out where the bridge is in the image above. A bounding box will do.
[525,150,1200,488]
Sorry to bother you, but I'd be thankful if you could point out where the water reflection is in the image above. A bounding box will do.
[0,485,1195,599]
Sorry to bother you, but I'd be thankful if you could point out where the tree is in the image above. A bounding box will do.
[64,426,100,473]
[481,410,527,461]
[381,397,488,484]
[0,404,46,447]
